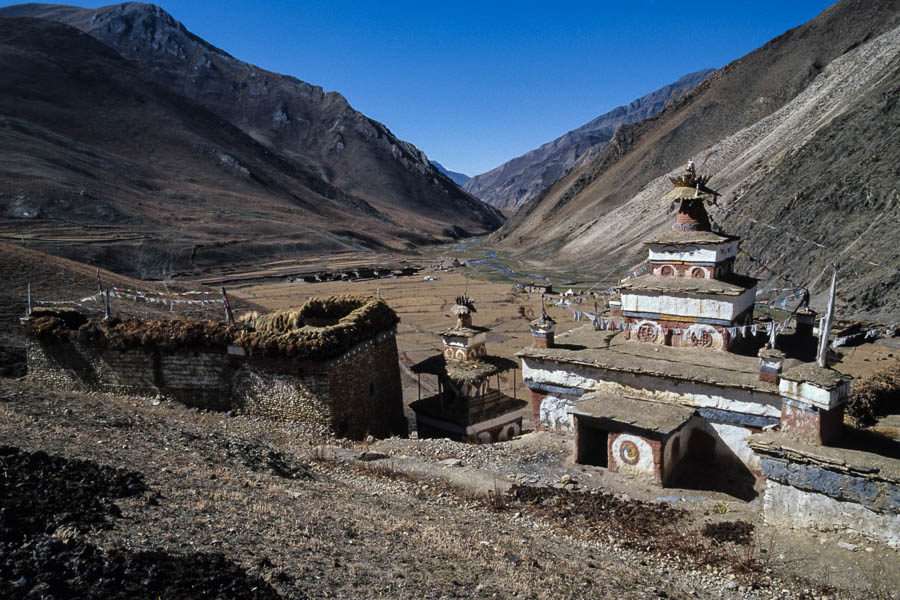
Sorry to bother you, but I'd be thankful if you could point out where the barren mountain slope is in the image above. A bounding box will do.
[0,17,490,278]
[492,0,900,320]
[0,2,502,235]
[464,69,714,211]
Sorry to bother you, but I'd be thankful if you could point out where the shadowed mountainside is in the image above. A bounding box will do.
[490,0,900,321]
[0,2,502,233]
[0,4,503,278]
[463,69,714,211]
[0,17,427,276]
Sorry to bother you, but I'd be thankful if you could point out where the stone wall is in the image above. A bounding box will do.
[26,339,232,409]
[755,443,900,548]
[327,329,407,439]
[26,328,406,440]
[233,368,331,427]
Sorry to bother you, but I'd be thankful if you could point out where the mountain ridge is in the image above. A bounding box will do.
[431,161,470,186]
[0,15,485,278]
[463,68,714,211]
[0,2,503,234]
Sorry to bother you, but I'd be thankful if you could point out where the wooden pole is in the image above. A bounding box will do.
[221,284,235,326]
[96,268,102,294]
[817,266,837,368]
[26,282,32,316]
[104,287,110,319]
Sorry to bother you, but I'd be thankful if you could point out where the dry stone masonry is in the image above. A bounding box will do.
[24,296,407,440]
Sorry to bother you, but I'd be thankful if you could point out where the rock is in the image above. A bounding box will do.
[837,541,859,551]
[439,458,462,467]
[358,451,388,462]
[724,581,738,590]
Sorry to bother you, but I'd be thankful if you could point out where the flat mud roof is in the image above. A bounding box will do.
[518,326,798,393]
[569,391,696,435]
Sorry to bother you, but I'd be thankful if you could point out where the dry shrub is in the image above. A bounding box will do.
[71,318,237,351]
[701,521,755,546]
[27,313,237,350]
[846,362,900,426]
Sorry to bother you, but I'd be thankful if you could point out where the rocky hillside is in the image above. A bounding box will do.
[463,69,714,211]
[0,3,502,247]
[492,0,900,321]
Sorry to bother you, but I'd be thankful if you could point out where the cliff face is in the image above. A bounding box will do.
[491,0,900,321]
[463,69,714,211]
[0,2,503,235]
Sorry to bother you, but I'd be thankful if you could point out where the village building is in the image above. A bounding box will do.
[522,281,553,295]
[23,296,408,440]
[410,296,527,442]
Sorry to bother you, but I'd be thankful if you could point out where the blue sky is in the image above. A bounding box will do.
[3,1,836,175]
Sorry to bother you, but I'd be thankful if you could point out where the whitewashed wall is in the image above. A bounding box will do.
[647,241,738,264]
[611,434,656,478]
[523,360,781,419]
[621,289,755,321]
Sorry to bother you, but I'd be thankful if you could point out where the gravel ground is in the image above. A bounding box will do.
[0,378,897,599]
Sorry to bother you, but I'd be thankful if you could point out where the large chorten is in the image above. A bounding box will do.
[616,162,758,351]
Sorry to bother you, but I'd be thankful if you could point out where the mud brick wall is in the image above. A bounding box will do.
[529,390,547,432]
[26,339,152,393]
[327,329,406,440]
[155,351,232,409]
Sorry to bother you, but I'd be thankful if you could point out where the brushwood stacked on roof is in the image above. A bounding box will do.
[26,296,399,361]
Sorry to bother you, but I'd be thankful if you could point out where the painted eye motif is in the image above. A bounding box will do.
[620,440,640,465]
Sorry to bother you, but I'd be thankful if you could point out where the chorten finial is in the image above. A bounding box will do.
[451,295,476,328]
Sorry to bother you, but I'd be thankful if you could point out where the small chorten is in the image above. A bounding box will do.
[529,295,556,348]
[410,295,526,443]
[441,296,487,361]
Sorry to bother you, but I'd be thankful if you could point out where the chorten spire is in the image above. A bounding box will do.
[663,160,719,233]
